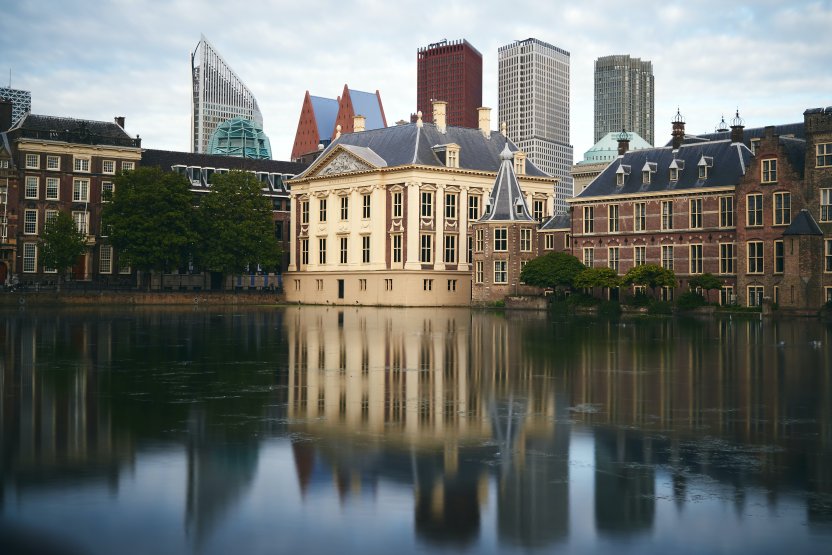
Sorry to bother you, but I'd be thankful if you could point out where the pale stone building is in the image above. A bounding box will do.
[284,102,557,306]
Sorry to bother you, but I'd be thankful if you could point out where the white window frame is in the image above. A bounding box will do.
[24,209,38,235]
[420,234,432,263]
[583,206,594,233]
[689,244,703,274]
[46,177,60,200]
[761,158,777,183]
[25,153,39,169]
[73,156,90,173]
[72,211,89,235]
[634,202,646,232]
[362,194,371,219]
[102,159,116,175]
[25,176,39,199]
[46,155,60,171]
[121,161,135,172]
[773,192,791,226]
[468,196,479,221]
[494,228,507,252]
[73,178,90,202]
[746,194,763,227]
[520,228,532,252]
[99,244,113,274]
[747,241,764,274]
[23,243,37,273]
[494,260,508,284]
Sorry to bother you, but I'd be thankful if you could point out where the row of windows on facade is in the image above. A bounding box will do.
[294,277,460,294]
[578,191,818,234]
[23,154,134,173]
[21,176,113,201]
[298,228,538,267]
[577,239,832,275]
[20,209,92,235]
[18,242,130,275]
[299,192,549,224]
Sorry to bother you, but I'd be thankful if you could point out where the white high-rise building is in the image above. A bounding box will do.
[191,35,262,154]
[498,38,572,214]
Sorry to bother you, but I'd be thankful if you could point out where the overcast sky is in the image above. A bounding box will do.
[2,0,830,163]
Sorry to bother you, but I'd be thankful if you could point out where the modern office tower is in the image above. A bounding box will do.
[417,39,482,128]
[191,35,262,154]
[594,55,654,145]
[498,38,573,213]
[0,87,32,128]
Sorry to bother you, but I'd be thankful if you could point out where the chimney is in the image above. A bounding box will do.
[730,110,745,144]
[617,128,630,156]
[477,107,491,138]
[0,100,12,132]
[114,116,125,129]
[335,124,342,139]
[415,111,423,128]
[353,115,365,133]
[500,121,507,137]
[432,100,447,133]
[671,108,685,150]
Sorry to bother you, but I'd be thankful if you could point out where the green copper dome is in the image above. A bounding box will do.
[207,117,272,159]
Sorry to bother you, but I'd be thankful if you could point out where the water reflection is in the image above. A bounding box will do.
[0,307,830,554]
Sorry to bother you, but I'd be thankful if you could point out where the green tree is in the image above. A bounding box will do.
[39,211,87,291]
[574,267,621,290]
[102,167,196,280]
[194,170,280,277]
[622,264,677,296]
[688,273,723,303]
[519,251,585,291]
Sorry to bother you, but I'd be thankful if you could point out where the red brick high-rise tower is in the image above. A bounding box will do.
[416,39,482,129]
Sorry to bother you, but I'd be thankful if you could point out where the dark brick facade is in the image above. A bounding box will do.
[417,39,483,129]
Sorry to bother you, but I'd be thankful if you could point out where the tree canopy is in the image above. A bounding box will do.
[194,170,280,275]
[39,211,87,288]
[102,167,196,273]
[622,264,676,293]
[574,267,621,289]
[519,251,585,289]
[688,273,723,302]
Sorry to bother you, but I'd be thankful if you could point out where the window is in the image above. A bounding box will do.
[475,261,484,283]
[689,198,703,229]
[689,244,703,274]
[362,236,370,263]
[761,159,777,183]
[661,245,674,271]
[720,286,735,306]
[720,243,735,274]
[301,239,309,265]
[494,261,508,284]
[99,245,113,274]
[661,201,673,230]
[720,196,734,227]
[774,240,784,273]
[392,234,402,263]
[385,279,393,291]
[359,279,367,291]
[445,193,457,219]
[748,285,764,307]
[822,189,832,222]
[118,259,131,274]
[608,204,619,232]
[746,194,763,226]
[421,191,433,218]
[669,167,678,182]
[444,235,456,263]
[362,194,371,219]
[74,156,90,172]
[583,247,594,267]
[818,143,832,167]
[24,209,37,235]
[616,172,625,186]
[73,179,89,202]
[447,279,456,291]
[747,241,764,273]
[420,234,432,263]
[494,228,507,251]
[25,176,38,199]
[583,206,594,233]
[319,198,327,222]
[475,229,484,252]
[698,164,707,179]
[520,229,532,252]
[642,170,651,184]
[319,238,327,264]
[340,237,348,264]
[634,202,646,231]
[608,247,620,273]
[25,154,39,169]
[545,234,554,250]
[393,192,402,218]
[101,181,114,201]
[340,196,349,220]
[45,209,58,226]
[72,211,89,235]
[532,200,544,222]
[46,155,60,170]
[634,245,646,267]
[773,192,791,225]
[467,235,472,262]
[42,177,60,200]
[423,279,433,291]
[826,240,832,272]
[23,243,37,272]
[0,215,6,239]
[468,196,479,220]
[121,161,135,172]
[103,160,116,174]
[301,200,309,224]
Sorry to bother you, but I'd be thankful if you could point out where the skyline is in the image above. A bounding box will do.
[1,0,830,163]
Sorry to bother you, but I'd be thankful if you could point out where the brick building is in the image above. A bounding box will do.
[417,39,483,129]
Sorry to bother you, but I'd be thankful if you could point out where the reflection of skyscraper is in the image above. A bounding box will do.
[191,35,263,153]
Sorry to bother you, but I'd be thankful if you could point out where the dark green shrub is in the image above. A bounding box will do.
[677,291,706,311]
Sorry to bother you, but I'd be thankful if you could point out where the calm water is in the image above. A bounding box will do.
[1,306,831,554]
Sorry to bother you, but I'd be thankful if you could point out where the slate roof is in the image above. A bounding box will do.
[670,122,805,148]
[478,145,534,222]
[575,139,752,199]
[10,114,140,148]
[783,209,823,236]
[779,136,806,179]
[540,212,571,231]
[349,89,385,130]
[297,122,550,179]
[309,96,339,140]
[142,149,308,175]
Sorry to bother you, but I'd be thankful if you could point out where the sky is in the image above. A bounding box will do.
[1,0,830,164]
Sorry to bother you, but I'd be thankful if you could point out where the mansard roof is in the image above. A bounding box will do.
[540,212,571,231]
[576,139,751,199]
[142,149,308,175]
[478,145,534,222]
[296,121,550,179]
[669,122,805,148]
[779,136,807,179]
[783,209,823,236]
[10,114,140,147]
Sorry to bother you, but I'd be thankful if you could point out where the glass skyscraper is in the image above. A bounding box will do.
[594,55,654,146]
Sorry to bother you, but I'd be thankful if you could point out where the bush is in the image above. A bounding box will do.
[624,292,652,307]
[648,300,673,315]
[598,300,622,317]
[676,291,706,311]
[566,293,600,307]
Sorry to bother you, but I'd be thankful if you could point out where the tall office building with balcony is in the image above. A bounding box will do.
[191,35,263,154]
[594,55,654,145]
[416,39,482,128]
[498,38,572,213]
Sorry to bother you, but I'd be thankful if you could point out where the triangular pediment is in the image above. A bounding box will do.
[304,144,386,178]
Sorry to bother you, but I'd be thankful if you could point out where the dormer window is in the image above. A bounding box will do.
[670,168,678,181]
[432,143,460,169]
[514,198,524,216]
[485,198,492,215]
[641,161,656,184]
[514,150,527,175]
[615,164,631,186]
[698,155,713,179]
